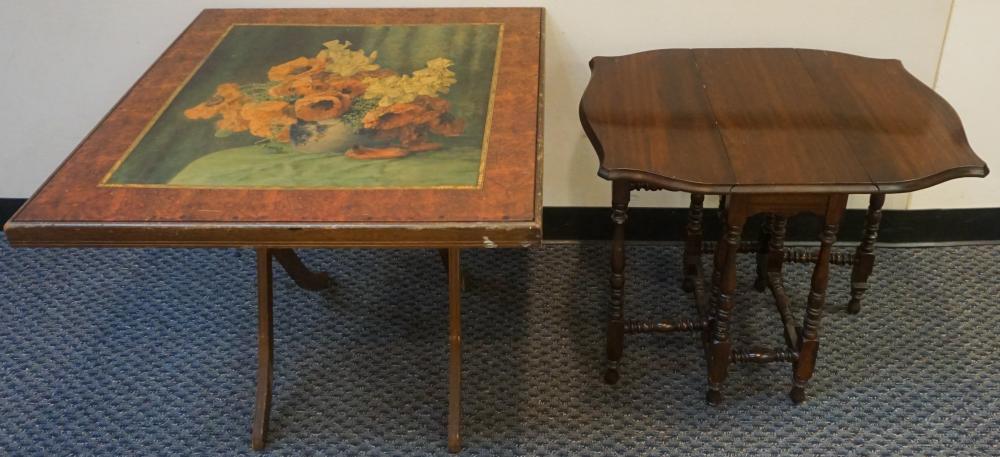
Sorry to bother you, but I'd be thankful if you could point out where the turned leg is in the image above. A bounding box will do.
[252,248,274,450]
[791,197,846,403]
[706,196,748,405]
[766,216,788,276]
[847,194,885,314]
[753,214,773,292]
[704,198,730,331]
[446,248,463,453]
[604,180,630,385]
[682,193,705,293]
[271,249,331,291]
[765,216,797,349]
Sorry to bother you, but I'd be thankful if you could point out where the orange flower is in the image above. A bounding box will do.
[363,102,429,130]
[184,83,244,118]
[344,145,410,160]
[363,96,462,132]
[269,73,369,99]
[268,76,314,98]
[267,54,326,82]
[294,93,352,122]
[427,111,465,137]
[327,78,368,98]
[214,112,249,133]
[240,101,296,142]
[360,96,464,149]
[184,83,249,132]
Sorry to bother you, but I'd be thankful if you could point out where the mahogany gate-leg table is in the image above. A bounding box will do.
[580,48,988,403]
[4,8,544,452]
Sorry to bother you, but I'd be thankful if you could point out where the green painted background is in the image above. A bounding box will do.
[106,24,500,187]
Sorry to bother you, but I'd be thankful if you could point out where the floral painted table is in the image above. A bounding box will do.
[4,8,544,452]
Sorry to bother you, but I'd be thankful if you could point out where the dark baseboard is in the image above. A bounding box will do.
[1,199,23,229]
[542,206,1000,243]
[3,198,998,243]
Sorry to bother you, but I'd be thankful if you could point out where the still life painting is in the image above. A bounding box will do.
[103,23,502,188]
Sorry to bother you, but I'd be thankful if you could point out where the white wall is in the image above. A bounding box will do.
[909,0,1000,209]
[0,0,991,210]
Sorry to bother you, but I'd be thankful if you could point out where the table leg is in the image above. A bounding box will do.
[791,198,846,403]
[682,193,705,293]
[847,194,885,314]
[706,196,748,405]
[446,248,462,453]
[272,249,331,291]
[252,248,274,450]
[439,248,467,292]
[765,216,797,349]
[753,214,773,292]
[605,180,631,385]
[766,216,788,274]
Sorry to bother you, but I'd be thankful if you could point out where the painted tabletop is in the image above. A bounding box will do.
[6,8,543,248]
[580,48,988,194]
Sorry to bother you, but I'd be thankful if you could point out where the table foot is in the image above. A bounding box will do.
[603,366,621,385]
[789,384,807,404]
[847,194,884,314]
[252,248,274,450]
[604,318,625,384]
[446,248,463,454]
[706,387,724,406]
[752,277,769,292]
[272,249,331,291]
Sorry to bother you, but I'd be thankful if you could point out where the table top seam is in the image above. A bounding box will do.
[793,48,883,194]
[689,49,741,190]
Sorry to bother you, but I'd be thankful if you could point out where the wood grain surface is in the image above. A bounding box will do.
[580,48,988,194]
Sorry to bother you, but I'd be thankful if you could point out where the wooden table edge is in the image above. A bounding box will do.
[2,219,542,249]
[598,168,879,194]
[599,165,989,195]
[873,164,989,194]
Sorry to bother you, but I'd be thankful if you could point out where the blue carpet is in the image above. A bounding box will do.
[0,234,998,456]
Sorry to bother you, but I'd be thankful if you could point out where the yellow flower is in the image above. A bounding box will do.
[322,40,380,77]
[362,58,457,107]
